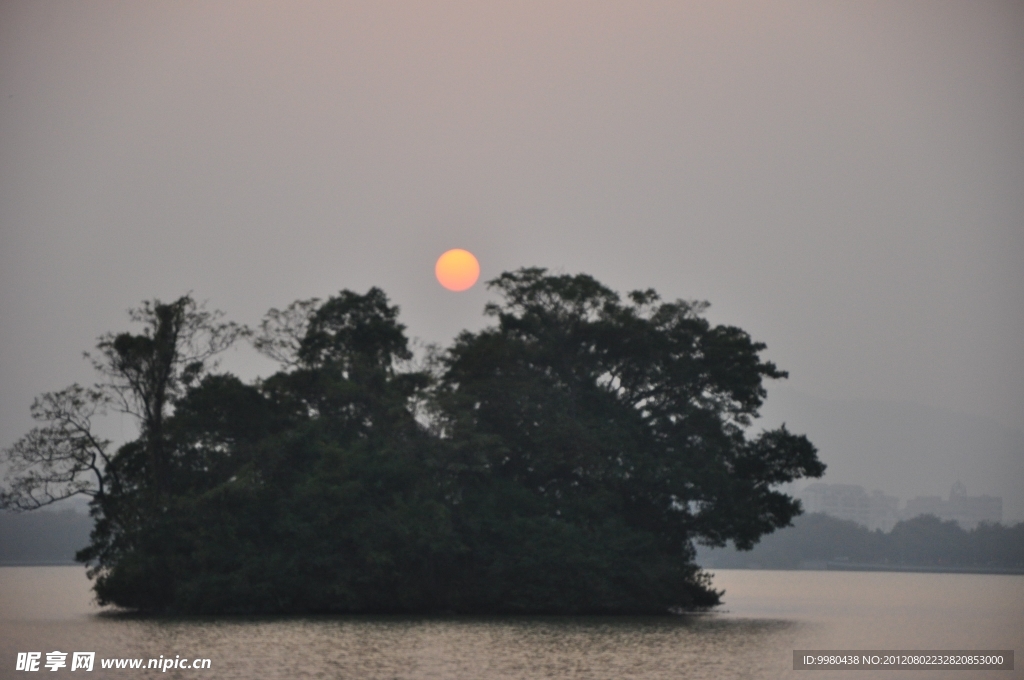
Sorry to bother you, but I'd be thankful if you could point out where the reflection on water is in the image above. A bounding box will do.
[1,567,1021,679]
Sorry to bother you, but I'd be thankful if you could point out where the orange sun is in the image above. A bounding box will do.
[435,249,480,291]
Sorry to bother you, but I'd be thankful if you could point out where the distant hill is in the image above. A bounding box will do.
[0,509,92,565]
[757,387,1024,522]
[696,512,1024,573]
[6,507,1021,574]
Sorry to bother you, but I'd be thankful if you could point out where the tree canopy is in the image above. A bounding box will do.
[1,270,823,613]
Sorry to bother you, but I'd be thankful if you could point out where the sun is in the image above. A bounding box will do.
[435,249,480,292]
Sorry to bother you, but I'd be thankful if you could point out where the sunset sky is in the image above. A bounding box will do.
[1,2,1021,513]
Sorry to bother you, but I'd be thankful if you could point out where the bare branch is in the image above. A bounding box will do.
[85,295,249,420]
[1,385,112,511]
[3,295,246,507]
[252,298,320,367]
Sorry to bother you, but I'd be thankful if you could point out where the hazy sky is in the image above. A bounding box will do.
[2,2,1022,487]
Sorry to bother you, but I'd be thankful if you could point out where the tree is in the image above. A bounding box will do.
[82,288,449,612]
[431,268,824,611]
[86,296,246,493]
[0,295,248,609]
[1,295,244,509]
[0,385,114,510]
[2,275,823,614]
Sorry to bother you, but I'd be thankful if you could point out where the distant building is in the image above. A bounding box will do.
[903,482,1002,530]
[799,483,900,532]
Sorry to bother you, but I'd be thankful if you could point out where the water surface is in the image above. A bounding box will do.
[1,567,1020,679]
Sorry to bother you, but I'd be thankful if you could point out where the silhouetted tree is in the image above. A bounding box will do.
[431,268,824,611]
[2,274,825,614]
[1,296,243,509]
[87,296,246,492]
[0,385,114,510]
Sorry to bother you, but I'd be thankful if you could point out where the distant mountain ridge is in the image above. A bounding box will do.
[0,509,91,565]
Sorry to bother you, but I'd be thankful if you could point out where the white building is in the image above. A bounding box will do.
[799,483,900,532]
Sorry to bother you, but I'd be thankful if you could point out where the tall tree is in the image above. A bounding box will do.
[87,296,246,492]
[2,277,823,615]
[1,296,244,509]
[81,289,447,612]
[432,268,824,611]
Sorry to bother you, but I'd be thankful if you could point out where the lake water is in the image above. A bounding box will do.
[1,567,1020,679]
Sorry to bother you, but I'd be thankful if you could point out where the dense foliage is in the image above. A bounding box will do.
[2,269,824,613]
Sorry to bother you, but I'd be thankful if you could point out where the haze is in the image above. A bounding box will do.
[1,2,1021,517]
